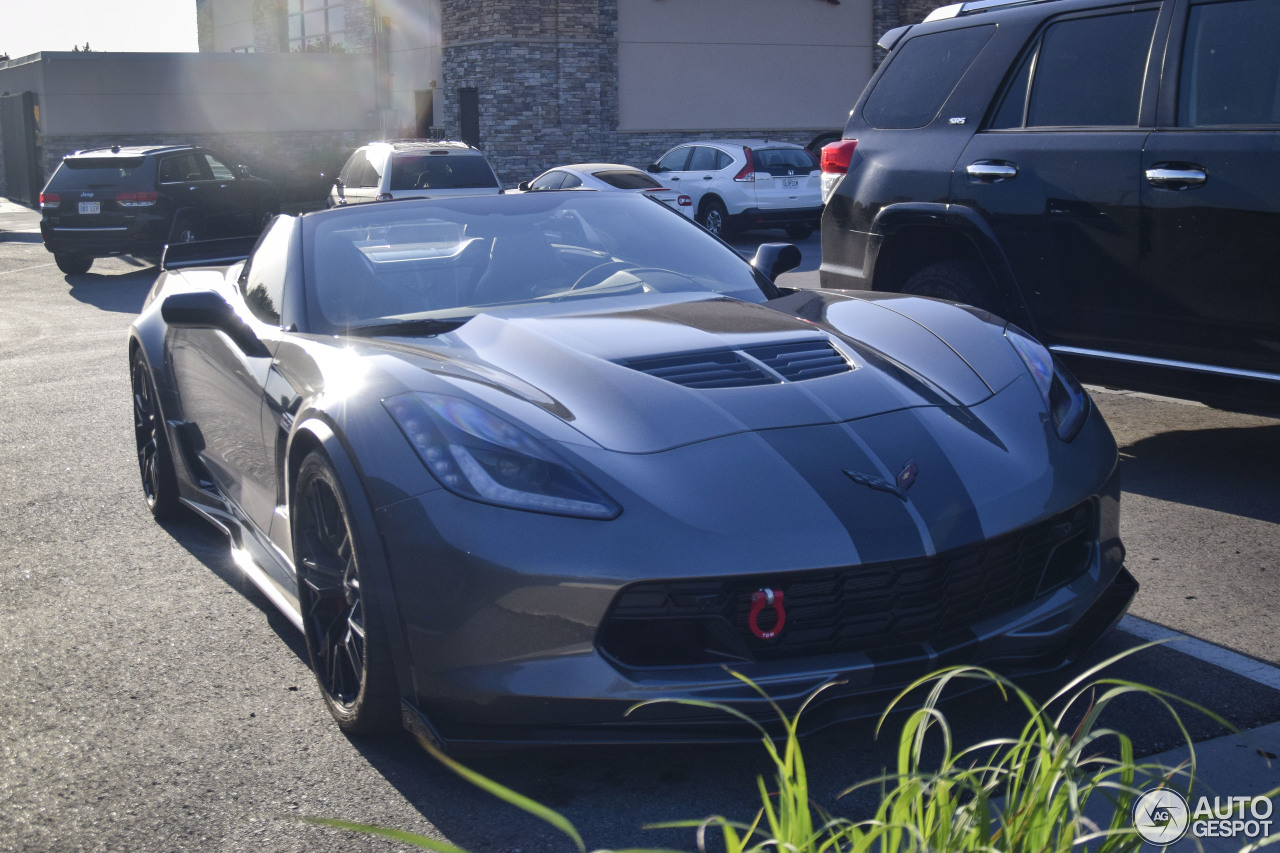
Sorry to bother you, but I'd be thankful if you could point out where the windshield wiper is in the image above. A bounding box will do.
[346,317,468,337]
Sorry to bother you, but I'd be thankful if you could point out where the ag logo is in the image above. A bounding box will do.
[1133,787,1190,845]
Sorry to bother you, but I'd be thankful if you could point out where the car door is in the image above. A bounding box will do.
[192,151,259,237]
[1140,0,1280,375]
[951,4,1163,353]
[168,224,290,534]
[159,151,217,239]
[649,145,695,196]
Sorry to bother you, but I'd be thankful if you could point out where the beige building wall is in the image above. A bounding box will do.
[384,0,444,135]
[30,52,376,136]
[616,0,873,132]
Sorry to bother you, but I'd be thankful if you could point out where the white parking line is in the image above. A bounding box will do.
[1120,615,1280,692]
[0,262,57,275]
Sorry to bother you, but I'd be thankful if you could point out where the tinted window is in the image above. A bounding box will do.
[529,171,566,190]
[51,157,150,190]
[754,148,819,176]
[352,152,381,188]
[1026,10,1157,127]
[389,153,498,191]
[159,154,204,183]
[656,147,692,171]
[687,146,721,171]
[1179,0,1280,126]
[864,25,994,129]
[240,217,292,325]
[593,169,663,190]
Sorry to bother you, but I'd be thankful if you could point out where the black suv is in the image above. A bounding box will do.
[39,145,279,275]
[820,0,1280,413]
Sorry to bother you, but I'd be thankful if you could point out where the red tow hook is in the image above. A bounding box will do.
[748,588,786,640]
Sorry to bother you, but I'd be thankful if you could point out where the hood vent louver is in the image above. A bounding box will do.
[623,339,852,389]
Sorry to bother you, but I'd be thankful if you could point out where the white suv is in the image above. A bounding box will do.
[646,139,821,239]
[328,140,503,207]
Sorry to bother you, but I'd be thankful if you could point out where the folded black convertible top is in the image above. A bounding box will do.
[161,236,258,271]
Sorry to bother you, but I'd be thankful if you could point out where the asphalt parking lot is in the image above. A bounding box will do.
[1,205,1278,852]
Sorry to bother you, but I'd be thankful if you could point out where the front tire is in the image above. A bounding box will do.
[130,349,181,520]
[294,451,399,734]
[171,215,198,244]
[55,254,93,275]
[901,259,996,312]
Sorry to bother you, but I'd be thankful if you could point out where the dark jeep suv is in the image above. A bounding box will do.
[39,145,279,275]
[820,0,1280,413]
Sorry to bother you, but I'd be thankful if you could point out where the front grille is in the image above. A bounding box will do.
[621,339,851,389]
[597,501,1096,669]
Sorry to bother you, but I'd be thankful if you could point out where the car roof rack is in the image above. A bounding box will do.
[924,0,1066,22]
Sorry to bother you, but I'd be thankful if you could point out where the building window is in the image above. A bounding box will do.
[288,0,346,53]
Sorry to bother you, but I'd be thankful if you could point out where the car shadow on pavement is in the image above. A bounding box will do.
[66,264,160,314]
[1119,423,1280,524]
[0,231,43,244]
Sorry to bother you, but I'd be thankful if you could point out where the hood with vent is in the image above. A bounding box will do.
[368,290,1031,454]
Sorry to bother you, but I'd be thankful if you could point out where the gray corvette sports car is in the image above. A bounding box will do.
[128,191,1135,746]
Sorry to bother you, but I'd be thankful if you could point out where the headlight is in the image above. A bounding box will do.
[383,392,620,519]
[1005,324,1089,441]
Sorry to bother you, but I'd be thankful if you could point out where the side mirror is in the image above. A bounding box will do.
[646,163,661,173]
[517,181,531,192]
[161,290,270,357]
[751,243,803,281]
[235,164,252,178]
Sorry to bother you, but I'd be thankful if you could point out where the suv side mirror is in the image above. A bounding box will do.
[646,163,662,173]
[518,180,532,192]
[235,164,252,178]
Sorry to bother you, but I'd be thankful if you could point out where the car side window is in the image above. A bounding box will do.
[352,152,381,188]
[561,173,583,189]
[204,154,236,181]
[1024,10,1158,127]
[687,146,719,171]
[530,171,565,190]
[1178,0,1280,127]
[656,147,692,171]
[239,218,291,326]
[158,153,203,184]
[864,25,995,129]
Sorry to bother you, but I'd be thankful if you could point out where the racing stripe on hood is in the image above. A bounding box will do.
[758,409,986,564]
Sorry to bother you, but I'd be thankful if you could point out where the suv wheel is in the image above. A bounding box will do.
[171,216,198,244]
[698,198,732,239]
[55,254,93,275]
[901,260,995,313]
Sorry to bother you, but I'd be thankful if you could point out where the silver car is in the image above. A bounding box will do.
[328,140,503,207]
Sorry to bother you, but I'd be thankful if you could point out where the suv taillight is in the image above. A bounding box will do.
[733,148,757,183]
[820,139,858,204]
[116,191,158,208]
[39,193,61,209]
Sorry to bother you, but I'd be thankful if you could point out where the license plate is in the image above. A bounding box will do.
[781,178,799,189]
[78,201,100,215]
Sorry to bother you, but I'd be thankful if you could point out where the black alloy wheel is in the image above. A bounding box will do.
[130,350,181,520]
[901,259,998,314]
[293,451,398,734]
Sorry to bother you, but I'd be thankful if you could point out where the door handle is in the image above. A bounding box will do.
[966,161,1018,182]
[1145,166,1207,189]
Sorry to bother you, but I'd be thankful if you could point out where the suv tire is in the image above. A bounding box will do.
[902,260,995,313]
[55,254,93,276]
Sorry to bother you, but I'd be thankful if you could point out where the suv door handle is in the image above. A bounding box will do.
[1145,165,1207,189]
[966,161,1018,182]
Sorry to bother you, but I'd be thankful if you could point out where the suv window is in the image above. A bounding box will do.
[159,154,204,184]
[349,152,381,189]
[52,157,150,189]
[389,154,498,191]
[1179,0,1280,127]
[204,153,236,181]
[864,25,994,129]
[1025,10,1158,127]
[656,147,692,172]
[687,147,721,171]
[755,148,819,176]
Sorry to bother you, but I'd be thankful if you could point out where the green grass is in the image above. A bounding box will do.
[304,642,1277,852]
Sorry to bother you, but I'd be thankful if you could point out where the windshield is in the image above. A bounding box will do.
[305,193,771,332]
